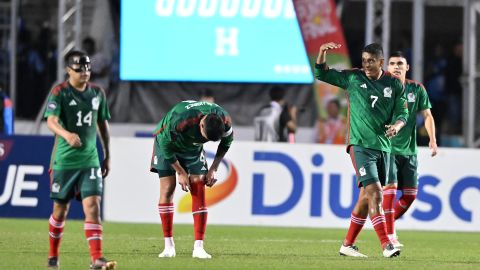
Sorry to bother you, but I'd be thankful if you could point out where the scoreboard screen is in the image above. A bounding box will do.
[120,0,313,83]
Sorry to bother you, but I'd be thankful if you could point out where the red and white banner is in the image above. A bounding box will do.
[294,0,352,123]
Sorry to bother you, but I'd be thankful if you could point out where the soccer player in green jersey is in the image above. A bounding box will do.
[315,42,408,258]
[383,51,438,248]
[44,51,116,270]
[150,100,233,259]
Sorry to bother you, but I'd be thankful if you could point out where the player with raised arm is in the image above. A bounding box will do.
[383,51,438,247]
[315,42,408,258]
[150,100,233,259]
[45,50,116,270]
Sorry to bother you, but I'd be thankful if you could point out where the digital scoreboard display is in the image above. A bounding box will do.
[120,0,313,83]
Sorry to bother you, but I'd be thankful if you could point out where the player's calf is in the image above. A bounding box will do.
[394,188,418,219]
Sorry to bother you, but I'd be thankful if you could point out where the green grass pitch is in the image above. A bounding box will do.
[0,218,479,270]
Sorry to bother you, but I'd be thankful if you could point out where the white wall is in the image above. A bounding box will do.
[104,138,480,232]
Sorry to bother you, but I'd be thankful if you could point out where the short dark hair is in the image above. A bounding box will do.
[328,99,340,108]
[64,50,88,67]
[204,114,225,141]
[269,86,286,101]
[362,43,384,58]
[389,51,406,59]
[82,37,95,47]
[201,89,214,98]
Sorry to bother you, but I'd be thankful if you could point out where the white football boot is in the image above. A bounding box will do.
[389,235,404,249]
[383,243,401,258]
[192,247,212,259]
[339,245,368,258]
[158,247,176,258]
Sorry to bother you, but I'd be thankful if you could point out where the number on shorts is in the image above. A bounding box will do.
[90,168,97,179]
[89,168,102,180]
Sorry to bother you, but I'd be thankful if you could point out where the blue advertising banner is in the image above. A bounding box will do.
[120,0,313,83]
[0,135,84,219]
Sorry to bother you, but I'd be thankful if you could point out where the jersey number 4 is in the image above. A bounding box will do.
[76,111,93,126]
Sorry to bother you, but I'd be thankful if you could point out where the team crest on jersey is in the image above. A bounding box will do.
[92,96,100,110]
[359,167,367,176]
[47,101,57,111]
[407,92,416,102]
[52,183,60,193]
[383,87,392,98]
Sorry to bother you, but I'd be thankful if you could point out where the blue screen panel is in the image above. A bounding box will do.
[120,0,313,83]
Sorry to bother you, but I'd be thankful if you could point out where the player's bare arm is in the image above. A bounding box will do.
[385,120,406,138]
[316,42,342,64]
[47,115,82,147]
[206,147,229,187]
[287,105,298,133]
[422,109,438,156]
[171,161,191,192]
[205,156,222,187]
[97,120,111,178]
[205,169,217,188]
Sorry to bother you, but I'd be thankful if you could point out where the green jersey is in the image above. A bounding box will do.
[314,63,408,152]
[44,81,111,170]
[153,101,233,164]
[391,79,432,155]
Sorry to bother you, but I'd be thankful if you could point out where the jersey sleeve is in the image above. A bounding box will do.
[218,115,233,151]
[314,63,350,89]
[417,84,432,111]
[218,109,234,151]
[392,78,409,124]
[97,89,111,121]
[44,89,62,119]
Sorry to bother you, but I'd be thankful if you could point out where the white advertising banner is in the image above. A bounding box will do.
[104,138,480,231]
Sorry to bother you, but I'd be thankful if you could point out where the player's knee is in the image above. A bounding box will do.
[365,183,383,202]
[384,183,397,190]
[358,192,369,206]
[83,201,99,214]
[82,197,101,220]
[53,211,68,221]
[371,192,383,205]
[365,191,383,212]
[190,175,205,183]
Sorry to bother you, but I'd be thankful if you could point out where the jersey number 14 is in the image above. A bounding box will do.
[76,111,93,126]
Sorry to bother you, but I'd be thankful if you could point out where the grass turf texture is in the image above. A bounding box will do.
[0,218,479,270]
